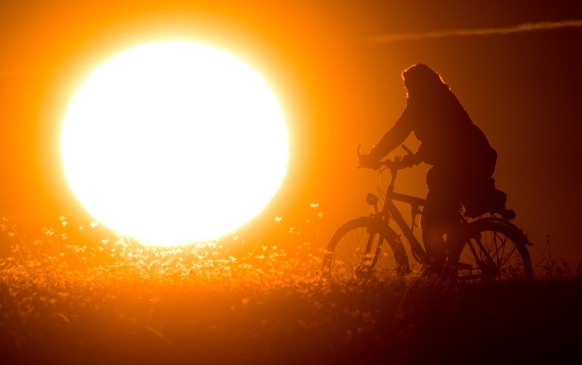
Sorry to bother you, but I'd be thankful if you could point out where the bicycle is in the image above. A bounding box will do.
[322,146,533,283]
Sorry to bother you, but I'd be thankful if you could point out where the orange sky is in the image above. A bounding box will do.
[1,1,581,262]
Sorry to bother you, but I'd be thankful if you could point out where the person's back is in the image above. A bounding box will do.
[399,65,496,172]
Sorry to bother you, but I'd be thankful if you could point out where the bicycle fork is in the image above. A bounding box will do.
[355,231,379,278]
[357,216,411,278]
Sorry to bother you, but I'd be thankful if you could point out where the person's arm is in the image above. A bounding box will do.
[369,116,411,159]
[367,110,412,162]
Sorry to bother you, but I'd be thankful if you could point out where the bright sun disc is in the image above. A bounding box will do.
[61,41,288,247]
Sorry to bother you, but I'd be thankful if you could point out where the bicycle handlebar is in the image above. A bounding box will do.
[356,144,418,171]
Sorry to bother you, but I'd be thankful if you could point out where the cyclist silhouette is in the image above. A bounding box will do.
[359,64,498,272]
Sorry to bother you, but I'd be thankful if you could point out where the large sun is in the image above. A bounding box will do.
[61,41,288,247]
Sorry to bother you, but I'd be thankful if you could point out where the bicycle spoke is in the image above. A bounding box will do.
[489,231,519,271]
[453,218,532,283]
[323,218,410,281]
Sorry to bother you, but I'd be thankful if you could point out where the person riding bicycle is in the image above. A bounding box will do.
[358,64,498,273]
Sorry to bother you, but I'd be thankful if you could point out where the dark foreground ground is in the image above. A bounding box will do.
[2,261,581,365]
[0,233,581,365]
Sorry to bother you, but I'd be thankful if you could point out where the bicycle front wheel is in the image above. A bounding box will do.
[451,217,533,283]
[322,217,410,282]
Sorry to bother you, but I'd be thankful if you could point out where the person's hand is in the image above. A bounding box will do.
[358,153,382,169]
[398,153,422,168]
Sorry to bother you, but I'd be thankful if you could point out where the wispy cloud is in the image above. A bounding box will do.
[373,19,582,43]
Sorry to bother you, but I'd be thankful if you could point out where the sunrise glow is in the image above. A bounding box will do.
[60,41,288,246]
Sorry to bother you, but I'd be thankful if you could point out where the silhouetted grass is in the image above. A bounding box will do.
[1,218,581,365]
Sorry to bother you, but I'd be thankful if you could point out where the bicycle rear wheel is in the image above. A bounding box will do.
[322,217,410,282]
[451,217,532,283]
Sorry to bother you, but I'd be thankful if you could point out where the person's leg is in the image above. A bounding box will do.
[422,193,458,260]
[422,168,462,268]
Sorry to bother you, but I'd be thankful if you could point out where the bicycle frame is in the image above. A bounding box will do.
[325,147,533,281]
[371,166,429,265]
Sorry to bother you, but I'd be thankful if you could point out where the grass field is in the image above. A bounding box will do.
[1,219,581,365]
